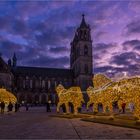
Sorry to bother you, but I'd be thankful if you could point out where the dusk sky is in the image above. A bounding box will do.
[0,1,140,78]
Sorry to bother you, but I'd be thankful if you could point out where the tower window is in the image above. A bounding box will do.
[84,45,88,55]
[84,31,87,39]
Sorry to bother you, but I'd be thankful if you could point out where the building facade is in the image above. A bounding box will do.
[0,56,13,90]
[0,15,93,104]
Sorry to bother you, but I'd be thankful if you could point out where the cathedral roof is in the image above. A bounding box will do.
[13,66,73,78]
[0,56,10,73]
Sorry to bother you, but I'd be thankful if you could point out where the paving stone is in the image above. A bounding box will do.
[0,106,140,139]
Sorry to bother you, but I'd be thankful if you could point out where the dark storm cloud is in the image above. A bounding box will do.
[0,40,23,57]
[94,43,117,51]
[0,1,139,76]
[25,56,69,68]
[94,64,140,78]
[122,39,140,51]
[12,18,28,35]
[34,25,76,46]
[110,52,139,66]
[125,19,140,35]
[123,39,140,47]
[0,16,11,29]
[134,46,140,50]
[94,66,114,73]
[49,46,69,53]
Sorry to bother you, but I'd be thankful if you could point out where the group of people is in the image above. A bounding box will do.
[0,101,20,114]
[121,102,134,114]
[23,100,52,112]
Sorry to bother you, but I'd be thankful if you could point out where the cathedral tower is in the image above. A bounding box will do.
[70,15,93,91]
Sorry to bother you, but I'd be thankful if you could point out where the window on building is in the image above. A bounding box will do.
[45,80,48,90]
[25,76,29,89]
[48,80,50,89]
[84,30,87,39]
[32,78,35,89]
[51,80,55,89]
[42,80,45,88]
[55,81,57,87]
[84,45,88,55]
[39,77,42,88]
[23,79,25,88]
[30,80,32,88]
[85,64,88,74]
[35,79,39,88]
[19,77,23,88]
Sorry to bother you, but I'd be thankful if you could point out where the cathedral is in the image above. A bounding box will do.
[0,15,93,104]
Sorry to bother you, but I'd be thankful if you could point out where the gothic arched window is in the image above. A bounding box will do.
[42,80,45,88]
[84,45,88,55]
[30,79,32,88]
[25,76,29,89]
[84,30,87,40]
[85,64,88,74]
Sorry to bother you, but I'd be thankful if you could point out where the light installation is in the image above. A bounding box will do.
[0,88,17,104]
[87,74,140,120]
[56,84,84,114]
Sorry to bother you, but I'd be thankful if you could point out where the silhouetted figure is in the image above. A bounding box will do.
[8,102,13,112]
[1,101,5,114]
[69,103,74,113]
[15,102,20,112]
[122,102,126,113]
[25,103,29,111]
[62,104,66,113]
[46,102,51,112]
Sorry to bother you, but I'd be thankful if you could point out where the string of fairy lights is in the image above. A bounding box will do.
[56,84,84,114]
[87,74,140,119]
[0,88,17,104]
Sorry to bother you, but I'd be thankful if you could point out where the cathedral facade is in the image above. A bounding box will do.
[0,15,93,104]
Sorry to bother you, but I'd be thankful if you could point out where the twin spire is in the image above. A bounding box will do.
[8,53,17,67]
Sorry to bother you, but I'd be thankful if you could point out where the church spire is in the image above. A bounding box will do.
[80,14,88,28]
[12,52,17,67]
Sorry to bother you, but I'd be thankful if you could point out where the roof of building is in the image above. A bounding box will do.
[13,66,74,78]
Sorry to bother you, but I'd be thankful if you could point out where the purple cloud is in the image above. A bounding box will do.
[125,19,140,35]
[0,1,140,78]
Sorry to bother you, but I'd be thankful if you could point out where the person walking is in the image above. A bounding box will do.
[46,102,51,112]
[25,103,29,111]
[1,101,5,114]
[121,102,126,113]
[15,102,20,112]
[46,100,51,112]
[129,102,134,112]
[8,102,13,112]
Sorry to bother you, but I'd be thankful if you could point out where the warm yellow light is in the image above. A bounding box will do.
[56,84,84,114]
[0,88,17,104]
[87,74,140,120]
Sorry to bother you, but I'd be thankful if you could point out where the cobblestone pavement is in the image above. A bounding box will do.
[0,107,140,139]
